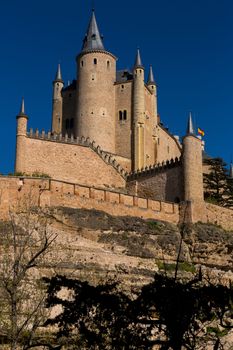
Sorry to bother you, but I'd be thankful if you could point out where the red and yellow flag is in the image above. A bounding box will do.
[198,128,205,137]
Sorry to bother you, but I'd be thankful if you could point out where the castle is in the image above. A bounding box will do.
[1,10,232,229]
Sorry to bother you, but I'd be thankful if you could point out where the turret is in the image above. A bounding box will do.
[75,10,116,153]
[15,98,28,173]
[147,65,158,122]
[133,49,145,170]
[51,64,64,134]
[182,113,206,222]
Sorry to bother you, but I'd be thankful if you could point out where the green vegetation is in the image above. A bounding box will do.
[206,326,228,338]
[156,260,196,273]
[146,220,163,230]
[204,157,233,207]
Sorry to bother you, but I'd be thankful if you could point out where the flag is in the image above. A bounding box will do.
[198,128,205,137]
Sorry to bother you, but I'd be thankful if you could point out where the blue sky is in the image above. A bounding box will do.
[0,0,232,173]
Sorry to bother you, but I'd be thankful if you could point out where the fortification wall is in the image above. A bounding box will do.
[0,177,179,224]
[126,158,183,202]
[206,203,233,231]
[15,134,126,190]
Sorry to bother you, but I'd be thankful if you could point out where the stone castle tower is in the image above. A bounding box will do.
[51,10,168,171]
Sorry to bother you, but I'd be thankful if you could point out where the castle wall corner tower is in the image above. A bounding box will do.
[15,98,28,173]
[51,64,64,134]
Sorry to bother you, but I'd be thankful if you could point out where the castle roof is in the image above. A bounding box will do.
[81,10,105,53]
[116,70,133,83]
[134,49,144,69]
[54,63,63,82]
[186,112,195,135]
[147,65,155,85]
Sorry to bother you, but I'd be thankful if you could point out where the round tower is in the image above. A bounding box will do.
[133,49,145,170]
[75,10,116,153]
[15,98,28,173]
[183,113,204,203]
[51,64,64,134]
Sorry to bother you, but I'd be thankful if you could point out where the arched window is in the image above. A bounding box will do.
[119,111,123,121]
[94,58,97,65]
[123,110,127,120]
[81,60,84,67]
[107,60,110,68]
[65,119,70,130]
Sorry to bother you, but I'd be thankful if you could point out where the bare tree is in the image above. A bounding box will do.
[0,207,57,349]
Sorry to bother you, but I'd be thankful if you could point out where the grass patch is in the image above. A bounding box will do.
[147,221,163,231]
[206,326,228,337]
[156,260,195,273]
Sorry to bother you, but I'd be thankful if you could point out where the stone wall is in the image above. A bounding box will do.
[0,177,180,224]
[15,135,126,190]
[126,160,184,202]
[206,203,233,231]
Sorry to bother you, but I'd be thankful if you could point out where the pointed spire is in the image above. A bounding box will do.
[82,9,105,52]
[147,65,155,85]
[54,64,63,82]
[19,97,25,115]
[186,112,195,135]
[134,48,144,69]
[17,97,28,119]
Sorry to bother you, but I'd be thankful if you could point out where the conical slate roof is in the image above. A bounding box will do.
[54,64,63,82]
[134,48,144,69]
[186,112,195,135]
[82,10,105,52]
[19,97,25,115]
[147,65,155,85]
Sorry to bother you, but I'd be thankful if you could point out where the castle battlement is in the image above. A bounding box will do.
[127,157,182,180]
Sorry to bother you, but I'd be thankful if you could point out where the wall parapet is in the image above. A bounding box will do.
[0,176,179,223]
[26,131,128,179]
[127,157,182,181]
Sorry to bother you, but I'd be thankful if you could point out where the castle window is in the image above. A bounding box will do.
[107,60,110,68]
[123,110,127,120]
[65,118,70,130]
[94,58,97,65]
[81,60,84,67]
[119,111,123,121]
[121,85,124,89]
[70,118,74,129]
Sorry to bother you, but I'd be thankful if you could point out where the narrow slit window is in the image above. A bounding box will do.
[119,111,123,121]
[123,110,127,120]
[94,58,97,65]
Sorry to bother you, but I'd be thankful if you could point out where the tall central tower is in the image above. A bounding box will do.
[75,10,116,154]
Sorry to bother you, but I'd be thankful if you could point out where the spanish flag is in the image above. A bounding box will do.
[198,128,205,137]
